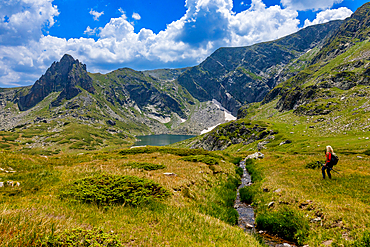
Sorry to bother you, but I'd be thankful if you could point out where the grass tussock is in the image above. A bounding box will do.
[0,148,262,246]
[256,207,309,245]
[181,154,220,165]
[60,174,171,206]
[124,161,166,171]
[42,228,123,246]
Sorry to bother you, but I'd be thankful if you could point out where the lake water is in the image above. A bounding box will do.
[133,134,196,146]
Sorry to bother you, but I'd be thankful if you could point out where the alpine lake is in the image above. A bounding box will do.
[133,134,196,147]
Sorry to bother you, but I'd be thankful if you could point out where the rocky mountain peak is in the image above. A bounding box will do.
[18,54,94,110]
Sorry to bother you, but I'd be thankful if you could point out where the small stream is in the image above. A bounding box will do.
[235,160,297,247]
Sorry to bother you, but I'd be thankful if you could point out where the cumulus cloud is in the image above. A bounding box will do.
[132,12,141,20]
[89,9,104,21]
[281,0,344,11]
[84,26,98,36]
[0,0,59,46]
[304,7,352,27]
[0,0,339,87]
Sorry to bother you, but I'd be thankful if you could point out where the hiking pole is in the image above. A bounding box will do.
[317,161,340,174]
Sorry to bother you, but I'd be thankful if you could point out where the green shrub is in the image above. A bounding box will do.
[256,207,309,244]
[351,231,370,247]
[60,174,170,206]
[126,162,166,171]
[235,166,243,178]
[181,155,220,165]
[305,161,322,169]
[0,143,11,149]
[2,135,19,141]
[244,159,262,182]
[198,177,240,225]
[239,186,254,204]
[42,228,123,246]
[228,155,243,165]
[119,146,222,158]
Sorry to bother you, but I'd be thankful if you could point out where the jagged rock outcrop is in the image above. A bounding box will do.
[191,121,276,151]
[94,68,194,120]
[18,54,95,110]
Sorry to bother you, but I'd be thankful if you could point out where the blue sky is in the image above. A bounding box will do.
[0,0,368,87]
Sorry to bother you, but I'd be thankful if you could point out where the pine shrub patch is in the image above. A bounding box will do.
[255,207,309,244]
[60,174,170,206]
[305,161,322,169]
[42,228,123,246]
[119,146,222,159]
[239,186,254,204]
[180,155,220,165]
[126,162,166,171]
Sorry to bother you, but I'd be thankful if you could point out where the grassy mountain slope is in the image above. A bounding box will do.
[263,3,370,112]
[173,81,370,246]
[177,20,343,115]
[0,61,234,153]
[2,4,370,246]
[0,147,262,246]
[173,3,370,245]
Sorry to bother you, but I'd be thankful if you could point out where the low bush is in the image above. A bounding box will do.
[181,155,220,165]
[119,146,222,158]
[255,207,309,244]
[235,166,243,177]
[305,161,322,169]
[198,177,240,225]
[244,159,262,182]
[42,228,123,247]
[126,162,166,171]
[60,174,170,206]
[350,230,370,247]
[239,186,254,204]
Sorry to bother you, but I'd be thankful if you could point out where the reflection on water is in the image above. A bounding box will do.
[133,134,196,146]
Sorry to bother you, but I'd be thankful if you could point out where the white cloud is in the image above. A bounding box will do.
[89,9,104,21]
[304,7,352,27]
[132,12,141,20]
[281,0,344,11]
[0,0,59,46]
[0,0,346,87]
[84,26,98,35]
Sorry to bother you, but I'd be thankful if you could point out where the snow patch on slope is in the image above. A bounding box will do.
[200,99,236,134]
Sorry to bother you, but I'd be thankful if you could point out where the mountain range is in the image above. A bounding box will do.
[0,2,370,152]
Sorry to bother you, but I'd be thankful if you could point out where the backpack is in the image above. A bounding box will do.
[331,153,339,166]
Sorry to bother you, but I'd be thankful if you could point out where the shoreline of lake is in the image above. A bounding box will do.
[133,134,196,147]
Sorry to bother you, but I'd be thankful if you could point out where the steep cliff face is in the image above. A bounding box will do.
[262,2,370,114]
[178,20,343,115]
[18,54,95,110]
[92,68,194,120]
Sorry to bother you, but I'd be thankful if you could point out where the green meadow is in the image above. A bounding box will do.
[0,147,262,246]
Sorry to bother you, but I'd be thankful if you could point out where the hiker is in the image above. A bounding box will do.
[322,145,335,179]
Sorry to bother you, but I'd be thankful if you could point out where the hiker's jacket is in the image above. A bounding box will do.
[325,152,333,167]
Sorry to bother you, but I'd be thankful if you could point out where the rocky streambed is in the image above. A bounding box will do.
[235,159,297,247]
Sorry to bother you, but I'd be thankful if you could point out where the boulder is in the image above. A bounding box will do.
[246,152,264,159]
[279,139,292,146]
[107,120,116,126]
[257,141,269,151]
[311,217,322,223]
[163,172,177,176]
[0,182,3,187]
